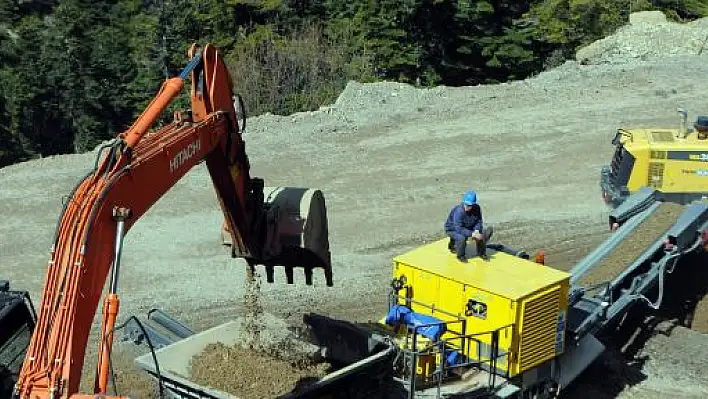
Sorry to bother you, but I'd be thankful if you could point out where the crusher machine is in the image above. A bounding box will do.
[121,188,708,399]
[302,187,708,399]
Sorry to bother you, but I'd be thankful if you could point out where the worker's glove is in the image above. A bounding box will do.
[470,231,483,241]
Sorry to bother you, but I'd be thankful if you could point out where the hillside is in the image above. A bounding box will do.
[2,11,708,398]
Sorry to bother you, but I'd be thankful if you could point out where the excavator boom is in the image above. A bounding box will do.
[13,43,332,399]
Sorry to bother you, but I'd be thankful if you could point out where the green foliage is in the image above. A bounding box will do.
[1,14,66,157]
[653,0,708,20]
[0,0,18,25]
[0,85,23,167]
[529,0,632,50]
[2,0,708,167]
[322,0,422,82]
[42,0,138,152]
[226,21,375,116]
[445,1,542,84]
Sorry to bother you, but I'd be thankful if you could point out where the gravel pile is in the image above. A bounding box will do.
[576,11,708,65]
[622,325,708,398]
[190,342,329,399]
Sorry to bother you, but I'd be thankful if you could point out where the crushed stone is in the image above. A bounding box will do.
[243,267,264,350]
[576,202,684,286]
[576,11,708,65]
[189,341,330,399]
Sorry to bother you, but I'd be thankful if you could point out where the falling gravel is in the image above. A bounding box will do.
[189,271,331,399]
[243,267,264,350]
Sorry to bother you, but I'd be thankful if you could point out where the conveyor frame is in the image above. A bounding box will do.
[567,189,708,342]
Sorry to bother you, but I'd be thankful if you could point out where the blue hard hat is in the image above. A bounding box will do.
[462,190,477,205]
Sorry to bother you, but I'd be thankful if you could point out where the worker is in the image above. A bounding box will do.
[444,190,493,262]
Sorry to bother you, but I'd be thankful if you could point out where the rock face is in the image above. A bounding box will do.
[576,11,708,65]
[629,10,668,25]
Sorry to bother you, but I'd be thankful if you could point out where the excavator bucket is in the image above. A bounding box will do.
[222,186,333,286]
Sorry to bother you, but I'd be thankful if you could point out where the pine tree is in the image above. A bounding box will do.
[442,1,538,85]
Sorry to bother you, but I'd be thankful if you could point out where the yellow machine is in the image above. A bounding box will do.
[363,188,708,398]
[110,187,707,399]
[601,108,708,207]
[382,239,570,391]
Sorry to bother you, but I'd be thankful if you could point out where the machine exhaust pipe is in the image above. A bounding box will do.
[678,107,688,138]
[486,243,530,259]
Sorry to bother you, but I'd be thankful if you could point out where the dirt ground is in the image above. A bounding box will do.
[4,13,708,398]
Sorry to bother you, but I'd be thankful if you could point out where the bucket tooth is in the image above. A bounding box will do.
[324,266,333,287]
[285,267,294,284]
[304,267,313,286]
[265,265,275,283]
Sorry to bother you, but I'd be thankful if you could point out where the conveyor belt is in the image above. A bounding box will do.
[567,198,708,341]
[573,202,684,287]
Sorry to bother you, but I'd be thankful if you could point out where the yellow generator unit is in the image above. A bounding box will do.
[382,238,570,384]
[601,108,708,207]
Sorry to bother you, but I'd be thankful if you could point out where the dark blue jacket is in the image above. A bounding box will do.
[444,204,483,237]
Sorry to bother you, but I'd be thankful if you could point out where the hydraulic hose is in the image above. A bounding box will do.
[631,237,703,310]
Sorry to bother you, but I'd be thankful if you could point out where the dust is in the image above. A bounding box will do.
[576,202,684,286]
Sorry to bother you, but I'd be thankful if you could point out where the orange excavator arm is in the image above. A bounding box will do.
[13,43,332,399]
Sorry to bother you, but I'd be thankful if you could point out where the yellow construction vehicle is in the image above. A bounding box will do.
[382,241,569,396]
[118,189,708,399]
[303,189,708,398]
[601,108,708,207]
[371,190,708,397]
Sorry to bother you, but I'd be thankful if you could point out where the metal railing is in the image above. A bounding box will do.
[387,291,513,398]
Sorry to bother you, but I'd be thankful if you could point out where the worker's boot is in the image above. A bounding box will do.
[455,239,467,262]
[448,238,455,253]
[476,240,487,259]
[477,226,493,260]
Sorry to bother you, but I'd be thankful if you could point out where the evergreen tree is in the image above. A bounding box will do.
[324,0,422,82]
[2,0,707,168]
[443,1,539,85]
[1,14,68,157]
